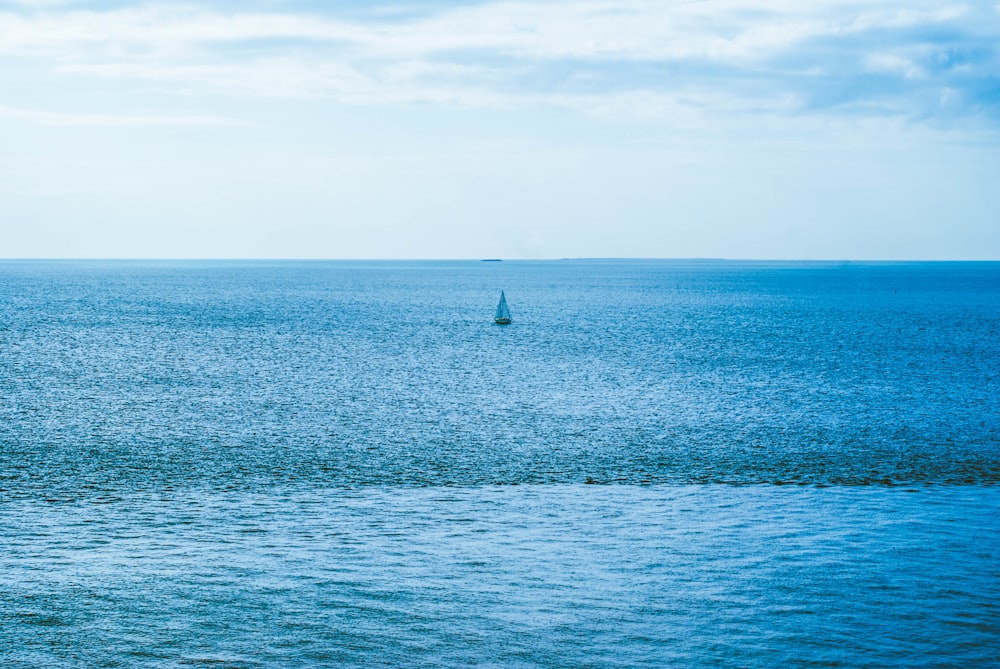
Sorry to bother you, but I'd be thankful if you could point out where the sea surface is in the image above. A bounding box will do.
[1,259,998,667]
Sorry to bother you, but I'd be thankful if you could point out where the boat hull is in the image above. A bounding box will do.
[494,317,511,325]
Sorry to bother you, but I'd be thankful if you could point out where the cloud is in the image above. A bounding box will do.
[867,53,925,79]
[0,103,256,126]
[0,0,997,123]
[0,1,974,62]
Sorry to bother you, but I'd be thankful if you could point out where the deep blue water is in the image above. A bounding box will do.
[1,260,998,667]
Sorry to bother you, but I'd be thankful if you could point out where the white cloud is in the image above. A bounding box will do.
[0,103,256,126]
[0,1,996,120]
[866,53,925,79]
[0,1,974,63]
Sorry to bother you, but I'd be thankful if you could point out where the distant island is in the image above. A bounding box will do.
[480,259,503,262]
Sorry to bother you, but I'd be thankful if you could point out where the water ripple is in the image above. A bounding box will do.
[1,486,997,667]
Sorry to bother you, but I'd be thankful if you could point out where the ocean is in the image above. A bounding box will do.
[1,259,998,667]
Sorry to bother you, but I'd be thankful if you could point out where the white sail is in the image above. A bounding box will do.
[494,291,511,323]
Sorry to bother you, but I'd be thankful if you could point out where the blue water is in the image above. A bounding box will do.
[1,260,998,667]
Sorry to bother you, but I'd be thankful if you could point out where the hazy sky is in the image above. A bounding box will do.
[1,0,998,259]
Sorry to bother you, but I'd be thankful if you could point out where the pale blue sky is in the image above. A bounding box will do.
[1,0,998,258]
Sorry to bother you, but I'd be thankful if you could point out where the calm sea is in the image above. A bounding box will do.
[1,260,998,667]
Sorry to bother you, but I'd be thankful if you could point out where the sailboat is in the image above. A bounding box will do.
[494,291,512,325]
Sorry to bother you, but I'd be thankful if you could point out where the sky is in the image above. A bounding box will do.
[0,0,998,259]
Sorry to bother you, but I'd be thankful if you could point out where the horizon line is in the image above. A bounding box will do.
[1,257,999,263]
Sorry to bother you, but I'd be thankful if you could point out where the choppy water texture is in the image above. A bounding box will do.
[1,260,998,667]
